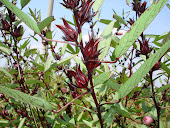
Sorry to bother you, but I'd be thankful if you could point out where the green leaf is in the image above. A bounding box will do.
[57,54,77,65]
[126,0,130,6]
[166,117,170,128]
[111,34,119,48]
[142,102,149,113]
[6,84,19,89]
[0,67,13,78]
[21,0,31,9]
[64,18,75,26]
[30,61,44,71]
[113,14,127,26]
[18,117,26,128]
[79,32,82,43]
[161,62,170,75]
[44,56,51,71]
[0,120,9,127]
[162,32,170,45]
[144,34,160,38]
[0,85,53,110]
[0,0,41,34]
[25,79,42,84]
[94,72,110,86]
[99,19,112,25]
[0,46,11,55]
[103,63,110,72]
[28,8,37,22]
[76,104,96,114]
[93,0,104,12]
[20,39,30,49]
[46,62,58,71]
[38,16,55,32]
[105,78,120,91]
[98,21,115,60]
[73,57,86,70]
[157,84,170,93]
[159,117,165,128]
[165,54,170,59]
[61,44,68,55]
[112,105,131,118]
[77,111,84,121]
[82,120,93,127]
[24,49,37,57]
[118,40,170,99]
[114,0,168,58]
[166,3,170,9]
[67,44,76,54]
[46,30,52,44]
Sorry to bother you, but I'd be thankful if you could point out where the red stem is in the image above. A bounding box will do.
[150,71,160,128]
[88,72,103,128]
[52,91,90,113]
[40,34,76,46]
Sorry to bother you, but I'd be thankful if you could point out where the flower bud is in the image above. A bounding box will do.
[127,18,135,26]
[143,116,153,126]
[13,25,23,38]
[1,19,10,31]
[77,0,95,26]
[7,8,16,22]
[139,38,151,55]
[67,65,88,88]
[152,61,161,71]
[61,87,67,93]
[56,18,78,42]
[139,2,147,14]
[61,0,80,10]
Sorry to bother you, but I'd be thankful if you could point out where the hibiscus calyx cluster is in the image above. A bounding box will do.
[132,0,147,16]
[66,65,88,88]
[82,35,102,72]
[56,18,78,43]
[76,0,95,26]
[61,0,80,10]
[138,37,151,55]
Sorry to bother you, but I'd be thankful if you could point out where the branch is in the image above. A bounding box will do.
[161,106,170,110]
[29,105,38,128]
[39,34,77,46]
[150,71,160,127]
[52,91,90,113]
[88,59,118,63]
[100,99,121,107]
[88,72,104,128]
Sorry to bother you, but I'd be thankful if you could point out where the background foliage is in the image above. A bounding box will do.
[0,0,169,127]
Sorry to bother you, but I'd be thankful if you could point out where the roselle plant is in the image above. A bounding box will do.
[0,0,170,128]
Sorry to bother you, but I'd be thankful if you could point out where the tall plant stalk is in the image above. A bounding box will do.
[42,0,54,59]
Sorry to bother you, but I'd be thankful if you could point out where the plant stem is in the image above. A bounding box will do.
[88,59,118,63]
[82,101,93,120]
[52,91,90,113]
[29,105,38,128]
[88,72,103,128]
[149,71,160,128]
[100,99,121,106]
[161,106,170,109]
[40,35,77,46]
[42,0,54,59]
